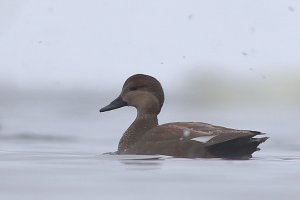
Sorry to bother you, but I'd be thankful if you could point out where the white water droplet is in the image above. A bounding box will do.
[183,129,191,138]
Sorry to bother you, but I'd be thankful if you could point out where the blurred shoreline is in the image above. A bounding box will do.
[1,68,299,111]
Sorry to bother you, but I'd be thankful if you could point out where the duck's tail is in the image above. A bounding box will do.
[207,136,269,159]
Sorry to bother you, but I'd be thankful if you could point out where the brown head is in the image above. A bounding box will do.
[100,74,165,115]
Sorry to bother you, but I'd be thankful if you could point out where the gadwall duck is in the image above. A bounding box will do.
[100,74,268,159]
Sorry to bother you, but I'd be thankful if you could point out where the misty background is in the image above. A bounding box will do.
[1,0,299,139]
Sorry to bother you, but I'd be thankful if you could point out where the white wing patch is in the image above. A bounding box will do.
[191,135,216,143]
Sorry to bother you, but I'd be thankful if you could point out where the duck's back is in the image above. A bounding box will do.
[125,122,268,159]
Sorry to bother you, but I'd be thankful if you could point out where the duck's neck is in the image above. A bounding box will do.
[118,112,158,153]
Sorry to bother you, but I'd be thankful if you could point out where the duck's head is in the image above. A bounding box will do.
[100,74,165,115]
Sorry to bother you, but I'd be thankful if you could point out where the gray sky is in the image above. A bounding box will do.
[1,0,299,90]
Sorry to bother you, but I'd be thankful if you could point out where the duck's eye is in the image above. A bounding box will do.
[129,86,138,91]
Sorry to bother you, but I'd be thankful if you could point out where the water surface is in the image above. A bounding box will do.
[0,101,299,200]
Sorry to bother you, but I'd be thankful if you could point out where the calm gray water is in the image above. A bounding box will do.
[0,99,299,200]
